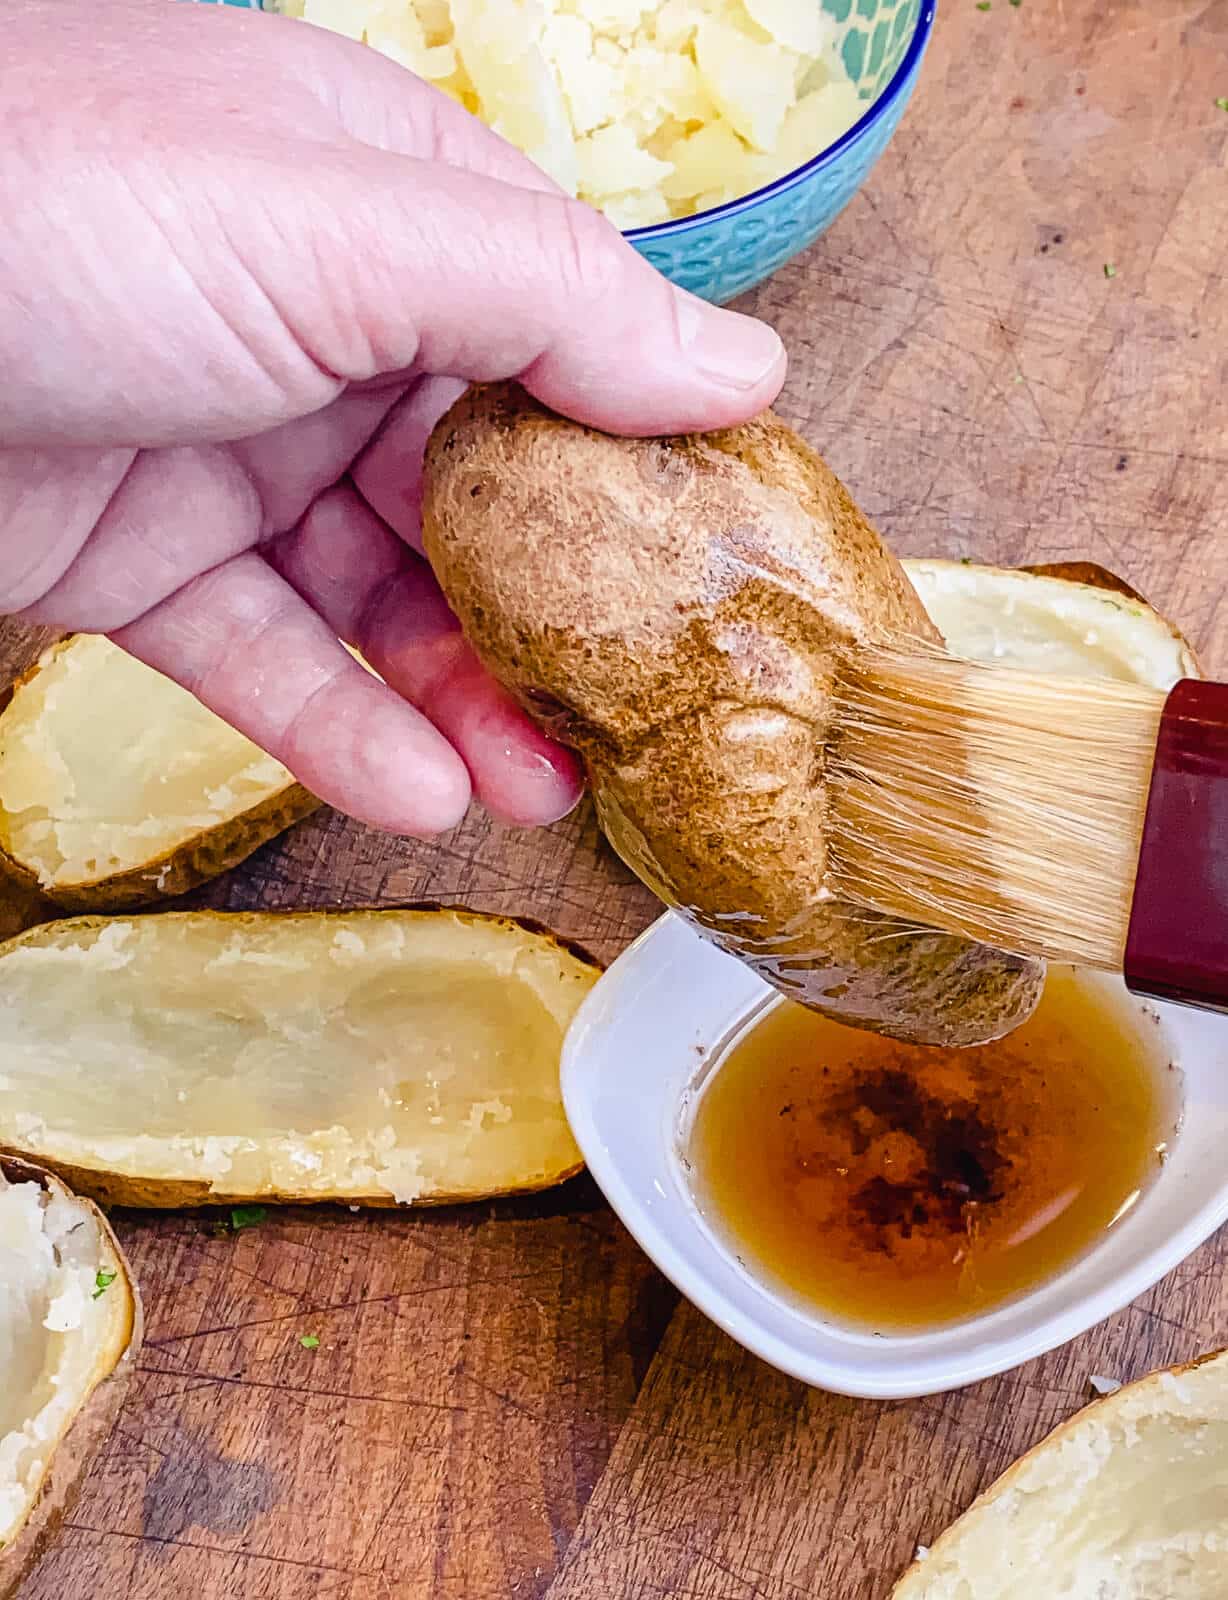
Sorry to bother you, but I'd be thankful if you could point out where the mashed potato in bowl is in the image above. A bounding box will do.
[276,0,865,227]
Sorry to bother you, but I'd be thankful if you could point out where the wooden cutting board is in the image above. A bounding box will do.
[9,1,1228,1594]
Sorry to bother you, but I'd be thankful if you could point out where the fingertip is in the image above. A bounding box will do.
[363,722,474,837]
[522,248,787,437]
[439,670,586,827]
[403,747,475,835]
[280,672,475,838]
[671,289,788,418]
[475,739,586,828]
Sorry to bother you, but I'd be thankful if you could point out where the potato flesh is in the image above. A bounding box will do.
[0,635,291,888]
[0,914,590,1201]
[0,1177,127,1544]
[904,560,1194,685]
[895,1357,1228,1598]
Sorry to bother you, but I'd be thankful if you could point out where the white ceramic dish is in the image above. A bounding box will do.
[561,911,1228,1399]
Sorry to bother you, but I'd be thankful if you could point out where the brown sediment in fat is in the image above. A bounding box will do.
[423,383,1042,1048]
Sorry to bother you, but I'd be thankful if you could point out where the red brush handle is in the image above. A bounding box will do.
[1125,679,1228,1011]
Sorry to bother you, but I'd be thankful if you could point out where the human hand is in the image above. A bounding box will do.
[1,0,785,835]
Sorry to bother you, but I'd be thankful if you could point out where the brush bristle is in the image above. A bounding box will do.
[826,645,1167,969]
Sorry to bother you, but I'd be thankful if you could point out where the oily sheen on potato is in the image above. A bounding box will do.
[891,1349,1228,1597]
[0,909,597,1207]
[0,1159,139,1599]
[424,385,1047,1048]
[0,635,318,910]
[423,388,1196,1048]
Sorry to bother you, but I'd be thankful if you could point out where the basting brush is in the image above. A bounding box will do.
[826,644,1228,1012]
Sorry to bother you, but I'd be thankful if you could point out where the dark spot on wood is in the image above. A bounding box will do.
[142,1439,281,1545]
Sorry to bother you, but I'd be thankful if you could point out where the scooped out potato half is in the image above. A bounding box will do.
[908,558,1196,685]
[423,386,1192,1047]
[0,908,597,1208]
[0,634,319,911]
[0,1158,140,1599]
[892,1348,1228,1597]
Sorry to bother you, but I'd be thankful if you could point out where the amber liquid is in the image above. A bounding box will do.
[689,969,1179,1331]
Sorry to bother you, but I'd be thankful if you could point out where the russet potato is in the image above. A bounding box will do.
[423,384,1045,1047]
[423,389,1198,1046]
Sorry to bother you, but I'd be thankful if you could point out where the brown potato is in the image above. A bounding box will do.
[0,907,597,1208]
[423,384,1042,1046]
[0,1158,140,1598]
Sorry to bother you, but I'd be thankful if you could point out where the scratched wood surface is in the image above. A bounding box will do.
[8,0,1228,1595]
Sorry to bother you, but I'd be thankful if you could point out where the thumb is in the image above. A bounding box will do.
[271,141,786,435]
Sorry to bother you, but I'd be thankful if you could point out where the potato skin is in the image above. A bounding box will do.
[1021,560,1153,602]
[424,384,1042,1047]
[0,638,321,913]
[0,906,596,1207]
[11,1159,585,1212]
[9,785,321,915]
[0,1159,141,1600]
[889,1346,1228,1597]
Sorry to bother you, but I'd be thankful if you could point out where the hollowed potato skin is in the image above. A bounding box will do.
[0,640,320,913]
[0,1159,141,1600]
[424,384,1043,1047]
[0,906,600,1208]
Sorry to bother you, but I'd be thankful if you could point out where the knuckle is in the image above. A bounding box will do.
[546,195,628,305]
[0,448,134,617]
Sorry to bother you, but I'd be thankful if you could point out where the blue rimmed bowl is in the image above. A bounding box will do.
[630,0,934,303]
[198,0,934,304]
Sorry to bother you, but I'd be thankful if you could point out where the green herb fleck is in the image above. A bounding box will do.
[92,1269,118,1300]
[230,1205,268,1232]
[959,557,972,565]
[1216,97,1228,112]
[1103,262,1117,279]
[299,1334,321,1351]
[1009,0,1021,7]
[976,2,990,9]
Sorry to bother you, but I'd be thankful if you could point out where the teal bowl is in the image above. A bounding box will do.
[630,0,934,303]
[200,0,934,305]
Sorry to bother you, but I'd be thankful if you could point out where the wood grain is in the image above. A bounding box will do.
[21,1191,677,1600]
[9,0,1228,1595]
